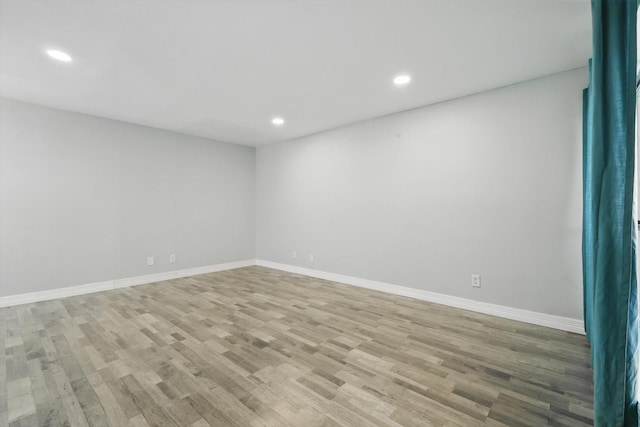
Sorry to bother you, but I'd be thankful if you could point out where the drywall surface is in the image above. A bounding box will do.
[0,98,255,297]
[257,68,587,319]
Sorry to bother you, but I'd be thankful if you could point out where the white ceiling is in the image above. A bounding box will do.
[0,0,591,146]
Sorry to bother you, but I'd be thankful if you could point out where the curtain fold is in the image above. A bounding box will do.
[583,1,639,425]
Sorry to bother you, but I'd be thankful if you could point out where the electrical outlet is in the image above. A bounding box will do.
[292,250,297,259]
[169,254,176,263]
[471,274,481,288]
[309,253,314,262]
[147,256,155,266]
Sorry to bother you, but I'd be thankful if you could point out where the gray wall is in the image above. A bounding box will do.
[0,98,256,297]
[257,68,587,319]
[2,68,587,319]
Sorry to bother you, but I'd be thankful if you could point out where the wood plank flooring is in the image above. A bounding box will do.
[1,266,593,426]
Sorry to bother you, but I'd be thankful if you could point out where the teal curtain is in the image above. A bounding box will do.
[583,1,639,425]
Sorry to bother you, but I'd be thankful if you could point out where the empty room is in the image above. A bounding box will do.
[1,0,638,426]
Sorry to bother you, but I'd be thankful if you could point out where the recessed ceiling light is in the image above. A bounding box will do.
[46,49,73,62]
[272,117,285,126]
[393,74,411,86]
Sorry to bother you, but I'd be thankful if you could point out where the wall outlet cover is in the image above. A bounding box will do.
[471,274,481,288]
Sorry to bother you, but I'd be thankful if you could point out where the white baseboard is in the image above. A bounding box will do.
[0,259,256,308]
[255,259,585,335]
[1,259,585,335]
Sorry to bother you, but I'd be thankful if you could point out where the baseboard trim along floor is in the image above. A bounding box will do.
[0,259,256,308]
[255,259,585,335]
[0,258,585,335]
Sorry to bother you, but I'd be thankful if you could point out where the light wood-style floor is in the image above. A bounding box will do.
[1,266,593,427]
